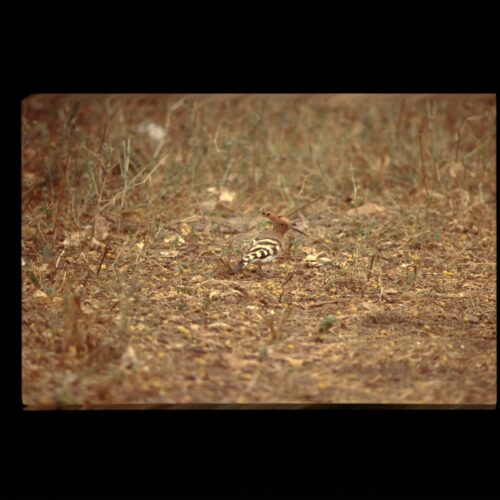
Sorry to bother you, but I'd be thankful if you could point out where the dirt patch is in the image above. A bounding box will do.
[22,94,496,406]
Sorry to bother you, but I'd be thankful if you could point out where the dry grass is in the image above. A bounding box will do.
[22,93,496,407]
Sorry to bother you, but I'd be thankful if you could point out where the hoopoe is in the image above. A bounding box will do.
[232,211,309,274]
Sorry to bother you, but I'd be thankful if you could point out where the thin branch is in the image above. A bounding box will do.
[96,244,109,276]
[278,272,294,303]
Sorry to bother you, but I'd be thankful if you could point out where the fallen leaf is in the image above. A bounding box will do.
[160,250,179,258]
[465,315,480,323]
[164,234,186,245]
[90,238,105,249]
[219,188,236,204]
[303,251,333,267]
[208,322,232,331]
[286,357,303,368]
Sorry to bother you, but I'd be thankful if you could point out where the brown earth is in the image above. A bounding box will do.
[21,94,496,407]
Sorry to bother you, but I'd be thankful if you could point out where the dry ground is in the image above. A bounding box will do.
[21,94,496,407]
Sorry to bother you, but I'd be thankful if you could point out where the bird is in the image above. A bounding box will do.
[232,211,309,274]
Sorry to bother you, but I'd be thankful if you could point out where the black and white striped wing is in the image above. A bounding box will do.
[241,237,281,267]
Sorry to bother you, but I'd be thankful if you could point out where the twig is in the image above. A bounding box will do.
[219,158,234,193]
[120,136,131,210]
[96,244,109,276]
[297,174,313,198]
[378,271,383,302]
[213,118,225,154]
[55,249,66,271]
[367,253,377,282]
[164,96,186,133]
[278,304,293,333]
[349,163,358,202]
[231,284,249,297]
[305,300,339,309]
[278,272,294,303]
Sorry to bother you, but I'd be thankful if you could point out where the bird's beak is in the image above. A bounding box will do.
[290,225,309,237]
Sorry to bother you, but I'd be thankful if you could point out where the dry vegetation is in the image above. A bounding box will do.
[22,93,496,407]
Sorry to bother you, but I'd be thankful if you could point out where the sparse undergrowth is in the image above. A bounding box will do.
[22,94,496,406]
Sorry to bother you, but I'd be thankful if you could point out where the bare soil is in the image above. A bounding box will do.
[21,94,496,406]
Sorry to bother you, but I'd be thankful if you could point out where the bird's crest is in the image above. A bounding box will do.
[262,211,309,237]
